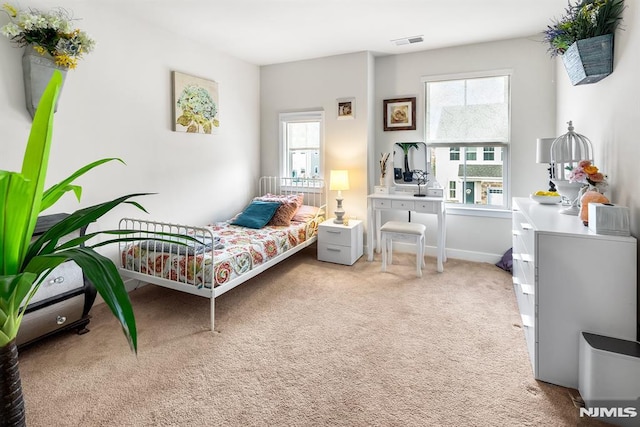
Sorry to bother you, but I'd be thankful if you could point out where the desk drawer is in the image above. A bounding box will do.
[391,200,415,210]
[373,199,392,209]
[415,201,437,214]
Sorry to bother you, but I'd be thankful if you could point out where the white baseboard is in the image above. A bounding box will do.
[364,244,503,265]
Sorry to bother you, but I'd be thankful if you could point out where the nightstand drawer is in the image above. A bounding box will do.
[319,226,353,246]
[17,294,85,346]
[318,242,360,265]
[28,261,84,306]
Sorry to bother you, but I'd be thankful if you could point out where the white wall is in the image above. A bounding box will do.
[556,2,639,236]
[554,3,640,337]
[1,2,260,263]
[375,37,556,261]
[260,52,372,223]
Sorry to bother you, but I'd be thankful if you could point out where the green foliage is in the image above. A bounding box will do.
[544,0,625,56]
[396,143,419,155]
[0,71,165,352]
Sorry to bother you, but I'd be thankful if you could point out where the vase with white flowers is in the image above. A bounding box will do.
[1,3,96,117]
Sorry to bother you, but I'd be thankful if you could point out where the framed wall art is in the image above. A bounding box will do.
[172,71,220,134]
[383,97,416,131]
[337,97,355,120]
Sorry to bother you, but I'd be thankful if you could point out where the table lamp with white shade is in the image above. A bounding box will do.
[329,169,350,224]
[536,137,557,192]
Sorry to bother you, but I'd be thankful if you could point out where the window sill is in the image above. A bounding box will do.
[445,205,512,219]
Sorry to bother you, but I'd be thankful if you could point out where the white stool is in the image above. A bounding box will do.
[380,221,426,277]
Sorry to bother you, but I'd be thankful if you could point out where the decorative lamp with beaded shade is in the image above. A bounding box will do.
[550,121,593,215]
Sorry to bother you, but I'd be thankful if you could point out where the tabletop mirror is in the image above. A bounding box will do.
[392,142,429,193]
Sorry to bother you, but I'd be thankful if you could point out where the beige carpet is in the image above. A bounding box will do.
[17,246,609,426]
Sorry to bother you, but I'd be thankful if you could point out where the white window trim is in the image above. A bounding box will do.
[278,110,325,179]
[422,70,512,213]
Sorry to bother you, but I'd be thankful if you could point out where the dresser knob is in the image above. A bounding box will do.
[56,316,67,325]
[49,276,64,284]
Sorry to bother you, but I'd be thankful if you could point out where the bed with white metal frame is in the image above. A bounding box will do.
[118,177,325,330]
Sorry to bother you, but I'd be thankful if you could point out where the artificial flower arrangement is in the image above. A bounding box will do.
[568,159,609,192]
[543,0,625,57]
[0,3,95,69]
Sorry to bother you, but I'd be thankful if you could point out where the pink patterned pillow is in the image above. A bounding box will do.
[265,193,304,208]
[292,205,323,223]
[254,194,303,226]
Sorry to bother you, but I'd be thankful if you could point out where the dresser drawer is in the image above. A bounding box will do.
[512,210,535,255]
[17,294,85,346]
[512,273,535,320]
[28,261,84,306]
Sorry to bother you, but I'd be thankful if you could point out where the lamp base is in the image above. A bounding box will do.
[334,197,345,223]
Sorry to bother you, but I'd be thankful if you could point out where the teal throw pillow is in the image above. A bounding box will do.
[231,201,281,229]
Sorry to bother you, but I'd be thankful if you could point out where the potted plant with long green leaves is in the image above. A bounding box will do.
[0,71,183,426]
[543,0,625,85]
[396,142,419,182]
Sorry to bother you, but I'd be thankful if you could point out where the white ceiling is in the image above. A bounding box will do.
[119,0,568,65]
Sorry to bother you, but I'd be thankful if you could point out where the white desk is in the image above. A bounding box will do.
[367,193,447,272]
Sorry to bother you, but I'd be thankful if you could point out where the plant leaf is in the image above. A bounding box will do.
[24,193,152,266]
[25,249,137,353]
[0,272,37,346]
[17,70,63,264]
[40,158,125,212]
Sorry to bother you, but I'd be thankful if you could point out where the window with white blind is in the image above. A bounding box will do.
[423,71,510,210]
[279,111,324,179]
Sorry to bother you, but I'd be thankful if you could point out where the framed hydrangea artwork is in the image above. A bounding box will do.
[172,71,219,134]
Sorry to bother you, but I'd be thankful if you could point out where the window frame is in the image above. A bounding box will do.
[278,110,325,180]
[422,70,512,214]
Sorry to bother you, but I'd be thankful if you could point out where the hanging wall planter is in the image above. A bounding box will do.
[1,3,95,118]
[543,0,624,86]
[561,34,614,86]
[22,46,68,118]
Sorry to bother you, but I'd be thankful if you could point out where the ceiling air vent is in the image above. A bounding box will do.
[392,35,424,46]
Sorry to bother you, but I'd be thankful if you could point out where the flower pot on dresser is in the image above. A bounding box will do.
[22,46,67,118]
[561,34,614,86]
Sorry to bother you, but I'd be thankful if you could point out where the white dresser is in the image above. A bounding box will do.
[512,197,637,388]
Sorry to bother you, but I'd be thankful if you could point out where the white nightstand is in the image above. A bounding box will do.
[317,218,363,265]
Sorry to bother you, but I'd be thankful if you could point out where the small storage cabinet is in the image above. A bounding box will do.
[317,218,363,265]
[511,197,637,389]
[17,214,97,348]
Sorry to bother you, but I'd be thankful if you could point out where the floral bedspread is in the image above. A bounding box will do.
[121,217,322,289]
